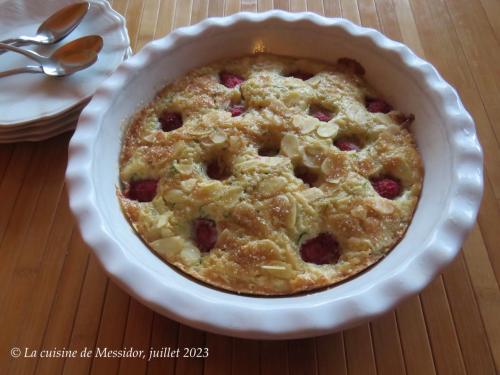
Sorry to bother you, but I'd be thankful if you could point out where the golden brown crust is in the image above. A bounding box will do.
[118,54,424,295]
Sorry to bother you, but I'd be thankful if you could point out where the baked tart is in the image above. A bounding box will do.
[118,54,423,295]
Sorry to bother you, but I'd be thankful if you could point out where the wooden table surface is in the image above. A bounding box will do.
[1,0,500,374]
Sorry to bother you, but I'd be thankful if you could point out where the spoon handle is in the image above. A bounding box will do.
[0,40,22,56]
[0,65,43,78]
[0,43,45,64]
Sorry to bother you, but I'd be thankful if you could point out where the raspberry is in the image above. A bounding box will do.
[300,233,341,265]
[206,159,231,180]
[335,140,360,152]
[312,110,332,122]
[287,70,314,80]
[219,71,245,88]
[366,98,393,114]
[125,179,158,202]
[309,105,333,122]
[193,218,218,252]
[159,111,182,132]
[371,177,401,199]
[228,104,245,117]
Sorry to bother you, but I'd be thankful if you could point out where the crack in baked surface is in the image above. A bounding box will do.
[118,54,423,295]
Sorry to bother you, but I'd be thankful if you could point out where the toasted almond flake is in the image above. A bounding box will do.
[369,198,395,215]
[300,187,324,202]
[180,246,201,265]
[258,176,287,196]
[186,125,211,136]
[156,214,169,228]
[260,261,293,279]
[197,181,221,198]
[302,144,325,168]
[164,189,185,203]
[261,264,287,270]
[321,156,336,175]
[293,115,318,134]
[223,187,243,206]
[151,236,185,257]
[143,132,156,142]
[211,132,227,144]
[181,178,197,191]
[175,162,193,175]
[302,153,320,169]
[287,197,297,229]
[334,118,347,126]
[281,133,300,157]
[317,122,339,138]
[346,237,373,252]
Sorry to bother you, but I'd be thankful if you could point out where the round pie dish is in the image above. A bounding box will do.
[66,11,483,339]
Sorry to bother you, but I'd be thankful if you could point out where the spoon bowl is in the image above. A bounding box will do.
[0,2,90,47]
[0,35,103,78]
[46,35,103,76]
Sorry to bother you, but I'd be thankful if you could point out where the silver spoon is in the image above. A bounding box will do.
[0,35,103,78]
[0,2,90,49]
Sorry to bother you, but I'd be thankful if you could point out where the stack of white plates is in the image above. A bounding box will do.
[0,0,131,143]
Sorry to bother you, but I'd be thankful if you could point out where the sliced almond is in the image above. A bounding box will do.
[181,178,197,192]
[155,213,169,228]
[164,189,185,203]
[174,162,193,175]
[293,115,318,134]
[180,246,201,266]
[321,156,336,175]
[281,133,300,158]
[299,187,324,202]
[186,124,211,136]
[210,131,227,144]
[316,122,339,138]
[258,176,287,196]
[369,197,395,215]
[151,236,185,257]
[260,261,293,279]
[334,117,347,126]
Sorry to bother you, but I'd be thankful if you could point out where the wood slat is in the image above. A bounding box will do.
[260,341,288,375]
[61,256,108,375]
[232,339,260,375]
[290,0,306,12]
[419,278,467,375]
[175,326,205,375]
[396,296,436,375]
[462,226,500,372]
[288,339,317,375]
[257,0,273,11]
[34,232,91,375]
[4,188,73,375]
[316,333,347,375]
[90,281,130,375]
[442,254,497,374]
[370,313,406,375]
[343,325,377,375]
[118,299,155,375]
[147,315,179,374]
[204,334,232,375]
[0,144,14,182]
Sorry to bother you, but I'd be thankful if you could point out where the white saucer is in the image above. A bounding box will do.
[0,0,130,127]
[0,109,79,143]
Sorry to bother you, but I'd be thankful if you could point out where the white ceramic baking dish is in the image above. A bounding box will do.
[66,11,483,339]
